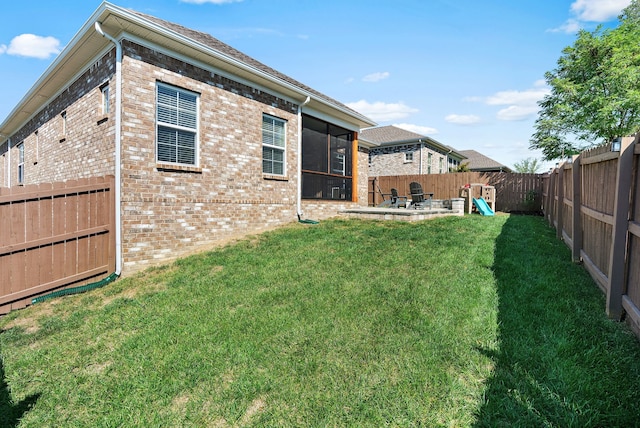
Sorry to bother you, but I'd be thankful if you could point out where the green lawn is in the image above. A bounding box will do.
[1,215,640,427]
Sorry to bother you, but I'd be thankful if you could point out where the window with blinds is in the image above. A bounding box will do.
[156,83,198,165]
[262,114,286,175]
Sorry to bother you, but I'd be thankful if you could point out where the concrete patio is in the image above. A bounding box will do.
[341,198,465,222]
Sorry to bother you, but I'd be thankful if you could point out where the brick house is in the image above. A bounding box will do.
[362,125,466,176]
[0,2,375,275]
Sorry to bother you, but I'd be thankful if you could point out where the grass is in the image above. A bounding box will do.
[1,214,640,427]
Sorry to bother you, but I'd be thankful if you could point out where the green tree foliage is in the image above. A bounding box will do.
[513,157,543,173]
[450,162,470,172]
[530,1,640,160]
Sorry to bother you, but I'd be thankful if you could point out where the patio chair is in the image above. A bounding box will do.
[409,182,434,209]
[378,187,408,208]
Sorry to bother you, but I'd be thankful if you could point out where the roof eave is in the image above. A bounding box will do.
[0,1,375,142]
[0,2,115,140]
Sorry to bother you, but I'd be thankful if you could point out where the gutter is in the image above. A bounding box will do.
[95,21,123,276]
[297,96,311,219]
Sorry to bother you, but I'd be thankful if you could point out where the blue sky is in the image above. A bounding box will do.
[0,0,632,171]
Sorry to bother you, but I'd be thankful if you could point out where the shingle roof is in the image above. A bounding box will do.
[131,10,368,122]
[359,125,426,144]
[458,149,511,172]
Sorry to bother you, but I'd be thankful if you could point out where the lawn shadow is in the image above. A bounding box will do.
[473,215,640,427]
[0,341,40,427]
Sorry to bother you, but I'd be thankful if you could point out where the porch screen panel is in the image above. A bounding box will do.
[301,115,354,200]
[302,116,328,172]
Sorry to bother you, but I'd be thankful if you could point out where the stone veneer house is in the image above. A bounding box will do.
[362,125,466,176]
[0,2,376,275]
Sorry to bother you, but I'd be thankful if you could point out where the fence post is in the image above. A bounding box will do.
[556,165,564,240]
[572,155,582,262]
[372,177,378,207]
[548,170,557,227]
[606,136,636,320]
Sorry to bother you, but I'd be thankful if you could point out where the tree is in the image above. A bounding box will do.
[530,0,640,160]
[513,157,543,173]
[450,162,470,173]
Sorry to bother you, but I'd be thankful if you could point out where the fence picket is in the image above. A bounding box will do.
[542,136,640,336]
[0,176,115,314]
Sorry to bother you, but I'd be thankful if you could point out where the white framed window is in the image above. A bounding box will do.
[332,151,346,175]
[17,142,24,184]
[262,114,286,175]
[405,152,414,163]
[427,153,432,174]
[101,83,110,115]
[156,82,199,166]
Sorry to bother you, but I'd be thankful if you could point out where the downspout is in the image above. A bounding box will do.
[95,22,123,276]
[418,139,423,175]
[6,138,10,187]
[297,96,311,220]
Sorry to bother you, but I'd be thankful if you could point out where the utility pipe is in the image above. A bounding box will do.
[297,96,311,219]
[95,22,123,276]
[418,139,423,175]
[0,133,9,185]
[6,138,10,187]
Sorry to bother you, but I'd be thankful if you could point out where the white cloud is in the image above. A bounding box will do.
[0,44,6,54]
[550,0,630,33]
[547,18,582,34]
[346,100,418,122]
[495,105,541,121]
[485,82,550,121]
[571,0,630,21]
[4,34,60,59]
[445,114,481,125]
[393,123,438,135]
[362,72,390,83]
[180,0,243,3]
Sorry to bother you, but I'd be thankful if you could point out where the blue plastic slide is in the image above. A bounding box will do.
[473,197,495,216]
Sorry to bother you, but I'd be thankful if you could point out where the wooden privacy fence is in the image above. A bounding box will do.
[0,176,116,314]
[369,172,544,212]
[542,136,640,336]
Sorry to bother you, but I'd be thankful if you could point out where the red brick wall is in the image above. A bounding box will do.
[1,51,116,187]
[118,41,307,272]
[2,41,369,274]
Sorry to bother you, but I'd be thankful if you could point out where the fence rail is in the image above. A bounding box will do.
[0,176,115,314]
[369,172,544,212]
[542,136,640,338]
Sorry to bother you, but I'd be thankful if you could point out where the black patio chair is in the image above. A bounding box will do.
[409,182,434,209]
[378,187,408,208]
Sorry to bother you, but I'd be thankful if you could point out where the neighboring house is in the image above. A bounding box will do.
[362,125,466,176]
[458,150,512,172]
[0,2,375,274]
